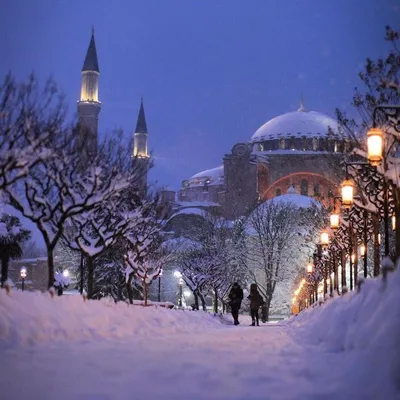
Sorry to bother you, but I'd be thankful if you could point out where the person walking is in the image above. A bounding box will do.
[248,283,264,326]
[228,282,243,325]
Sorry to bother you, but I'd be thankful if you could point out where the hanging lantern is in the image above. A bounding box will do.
[330,213,340,230]
[320,229,329,246]
[306,263,314,274]
[360,244,366,257]
[392,215,396,231]
[341,179,354,209]
[367,127,384,167]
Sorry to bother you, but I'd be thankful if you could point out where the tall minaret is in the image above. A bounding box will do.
[77,28,101,159]
[133,98,150,195]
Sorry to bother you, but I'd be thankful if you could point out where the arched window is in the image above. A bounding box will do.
[279,138,285,149]
[314,184,320,197]
[301,179,308,195]
[312,138,318,151]
[276,188,282,197]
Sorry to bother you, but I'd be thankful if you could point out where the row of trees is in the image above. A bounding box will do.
[169,199,324,319]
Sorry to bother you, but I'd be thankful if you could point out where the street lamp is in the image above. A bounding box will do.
[392,215,396,231]
[306,262,314,274]
[341,179,354,209]
[320,230,329,247]
[20,267,27,291]
[360,244,366,257]
[330,213,340,230]
[367,127,384,167]
[63,269,69,278]
[178,277,183,307]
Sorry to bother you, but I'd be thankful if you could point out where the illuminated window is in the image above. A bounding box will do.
[279,138,285,149]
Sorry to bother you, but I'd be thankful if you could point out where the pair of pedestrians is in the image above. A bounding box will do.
[228,282,265,326]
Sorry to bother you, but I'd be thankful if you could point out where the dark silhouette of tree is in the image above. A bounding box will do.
[0,214,30,286]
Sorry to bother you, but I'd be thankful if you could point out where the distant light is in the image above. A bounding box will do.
[20,267,27,279]
[173,271,182,279]
[183,290,191,298]
[63,270,69,278]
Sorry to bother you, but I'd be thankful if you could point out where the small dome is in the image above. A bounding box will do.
[250,110,339,143]
[286,185,297,195]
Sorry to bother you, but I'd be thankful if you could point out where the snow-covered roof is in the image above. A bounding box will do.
[265,193,321,208]
[250,110,339,143]
[182,166,224,188]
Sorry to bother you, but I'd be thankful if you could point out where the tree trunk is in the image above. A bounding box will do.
[47,246,55,289]
[265,296,271,322]
[1,255,10,287]
[213,288,218,313]
[87,256,94,299]
[193,291,199,310]
[143,281,148,306]
[199,293,206,311]
[127,273,134,304]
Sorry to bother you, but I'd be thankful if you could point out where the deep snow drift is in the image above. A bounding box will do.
[0,268,399,399]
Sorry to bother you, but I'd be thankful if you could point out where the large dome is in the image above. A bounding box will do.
[250,109,339,143]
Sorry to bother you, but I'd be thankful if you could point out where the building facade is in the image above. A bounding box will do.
[174,103,345,220]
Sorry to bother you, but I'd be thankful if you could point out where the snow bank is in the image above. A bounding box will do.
[285,267,400,397]
[0,291,225,346]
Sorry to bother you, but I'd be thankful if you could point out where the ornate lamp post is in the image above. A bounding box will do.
[366,105,400,260]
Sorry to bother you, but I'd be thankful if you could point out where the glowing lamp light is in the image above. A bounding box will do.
[173,271,182,279]
[360,244,366,257]
[20,267,27,279]
[392,215,396,231]
[183,290,191,298]
[351,253,356,264]
[178,277,184,286]
[320,230,329,246]
[341,179,354,209]
[63,269,69,278]
[306,263,314,274]
[367,127,383,167]
[330,213,340,230]
[378,233,381,245]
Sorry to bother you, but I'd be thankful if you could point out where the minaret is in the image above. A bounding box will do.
[133,98,150,195]
[77,27,101,159]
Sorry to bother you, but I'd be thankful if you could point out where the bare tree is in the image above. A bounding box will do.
[0,74,64,190]
[245,200,322,320]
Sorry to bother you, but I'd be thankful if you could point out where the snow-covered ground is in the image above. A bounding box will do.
[1,268,399,400]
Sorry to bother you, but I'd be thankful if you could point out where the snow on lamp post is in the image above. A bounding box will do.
[341,179,354,209]
[20,267,27,292]
[367,127,384,167]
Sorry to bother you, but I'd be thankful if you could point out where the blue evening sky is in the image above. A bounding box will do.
[1,0,399,190]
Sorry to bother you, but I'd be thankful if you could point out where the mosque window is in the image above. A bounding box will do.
[328,188,334,198]
[257,143,264,152]
[295,138,302,150]
[290,137,296,150]
[312,138,318,151]
[301,179,308,196]
[314,184,320,197]
[276,188,282,197]
[279,138,285,149]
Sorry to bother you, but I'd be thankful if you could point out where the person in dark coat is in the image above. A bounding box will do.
[228,282,243,325]
[247,283,264,326]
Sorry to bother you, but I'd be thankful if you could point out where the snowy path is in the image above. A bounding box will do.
[0,322,362,400]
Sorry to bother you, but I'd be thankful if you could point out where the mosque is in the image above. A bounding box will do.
[77,31,346,226]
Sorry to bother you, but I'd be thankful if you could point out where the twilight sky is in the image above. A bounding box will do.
[1,0,399,190]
